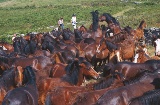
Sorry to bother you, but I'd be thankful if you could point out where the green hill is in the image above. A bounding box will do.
[0,0,160,42]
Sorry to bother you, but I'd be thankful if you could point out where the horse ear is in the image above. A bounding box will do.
[32,59,39,70]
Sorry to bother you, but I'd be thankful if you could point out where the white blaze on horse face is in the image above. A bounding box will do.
[96,44,101,53]
[133,53,139,63]
[110,33,113,37]
[154,39,160,56]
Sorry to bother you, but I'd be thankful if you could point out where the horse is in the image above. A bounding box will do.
[73,72,124,105]
[0,66,24,103]
[0,41,14,53]
[133,20,147,41]
[96,69,160,105]
[99,13,122,35]
[2,66,38,105]
[109,61,160,80]
[90,10,103,39]
[74,29,83,43]
[38,59,99,104]
[129,88,160,105]
[44,72,123,105]
[133,48,151,63]
[115,39,136,62]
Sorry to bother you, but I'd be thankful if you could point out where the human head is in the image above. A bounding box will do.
[61,17,63,19]
[72,14,76,17]
[13,34,16,37]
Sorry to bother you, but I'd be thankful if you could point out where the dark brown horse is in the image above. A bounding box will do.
[2,66,38,105]
[96,69,160,105]
[129,88,160,105]
[99,13,122,35]
[0,66,23,103]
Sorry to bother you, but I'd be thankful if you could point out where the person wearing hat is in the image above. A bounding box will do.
[71,14,77,29]
[58,17,64,30]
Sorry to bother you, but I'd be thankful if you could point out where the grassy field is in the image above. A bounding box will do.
[0,0,160,43]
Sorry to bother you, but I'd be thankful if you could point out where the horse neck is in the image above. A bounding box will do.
[24,67,36,88]
[76,68,84,86]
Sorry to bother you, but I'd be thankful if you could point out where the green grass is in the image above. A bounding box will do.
[0,0,160,43]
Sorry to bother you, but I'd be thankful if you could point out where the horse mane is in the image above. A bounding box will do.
[105,40,118,51]
[64,60,80,85]
[130,89,160,105]
[93,75,115,90]
[23,66,36,85]
[102,13,120,25]
[80,25,88,31]
[91,10,99,32]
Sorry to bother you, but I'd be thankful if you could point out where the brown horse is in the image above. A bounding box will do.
[0,66,24,103]
[0,41,14,53]
[96,69,160,105]
[44,72,123,105]
[99,13,122,35]
[116,39,136,62]
[129,88,160,105]
[132,20,147,41]
[133,48,150,63]
[2,66,38,105]
[38,59,99,104]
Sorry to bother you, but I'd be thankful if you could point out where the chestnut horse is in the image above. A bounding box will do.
[116,39,136,62]
[99,13,122,35]
[2,66,38,105]
[0,66,23,103]
[110,61,160,80]
[0,42,14,53]
[38,59,99,104]
[132,20,147,41]
[96,69,160,105]
[44,72,123,105]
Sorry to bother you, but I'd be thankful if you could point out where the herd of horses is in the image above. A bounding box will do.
[0,10,160,105]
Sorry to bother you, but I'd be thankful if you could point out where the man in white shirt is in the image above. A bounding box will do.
[71,14,77,29]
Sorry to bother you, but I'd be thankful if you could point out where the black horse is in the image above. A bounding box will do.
[2,66,38,105]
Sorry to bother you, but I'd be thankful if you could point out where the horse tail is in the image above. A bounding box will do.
[45,93,52,105]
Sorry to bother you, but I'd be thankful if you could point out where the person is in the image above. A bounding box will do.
[71,14,77,29]
[12,34,16,42]
[58,17,64,30]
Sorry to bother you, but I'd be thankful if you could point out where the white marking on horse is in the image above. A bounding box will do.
[0,46,7,50]
[96,44,101,53]
[133,53,139,63]
[154,39,160,56]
